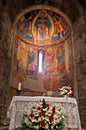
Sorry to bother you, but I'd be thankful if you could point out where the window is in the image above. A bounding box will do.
[38,49,44,72]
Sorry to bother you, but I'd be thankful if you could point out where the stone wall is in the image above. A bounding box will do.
[72,10,86,128]
[0,1,12,125]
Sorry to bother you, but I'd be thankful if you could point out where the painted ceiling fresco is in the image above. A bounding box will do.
[9,7,74,93]
[16,9,70,45]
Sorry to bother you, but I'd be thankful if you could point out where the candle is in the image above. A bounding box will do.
[18,83,21,90]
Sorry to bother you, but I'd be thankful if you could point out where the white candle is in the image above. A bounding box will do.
[18,83,21,90]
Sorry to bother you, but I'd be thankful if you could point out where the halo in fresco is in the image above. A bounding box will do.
[16,9,70,45]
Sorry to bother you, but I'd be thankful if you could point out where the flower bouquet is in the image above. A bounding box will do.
[21,99,65,130]
[58,85,74,97]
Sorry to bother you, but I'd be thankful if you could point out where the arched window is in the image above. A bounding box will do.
[38,49,44,72]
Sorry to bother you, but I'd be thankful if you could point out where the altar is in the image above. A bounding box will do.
[7,96,81,130]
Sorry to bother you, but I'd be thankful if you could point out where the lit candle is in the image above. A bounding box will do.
[18,83,21,90]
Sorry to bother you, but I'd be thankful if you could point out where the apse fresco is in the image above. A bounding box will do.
[56,46,65,74]
[10,7,74,94]
[44,45,65,75]
[14,39,38,73]
[16,9,70,45]
[45,47,55,72]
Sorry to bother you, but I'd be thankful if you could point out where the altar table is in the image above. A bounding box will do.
[7,96,81,130]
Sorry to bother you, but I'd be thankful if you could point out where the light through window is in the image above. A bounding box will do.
[38,49,44,72]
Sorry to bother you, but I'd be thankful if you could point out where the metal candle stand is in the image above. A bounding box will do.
[16,89,22,96]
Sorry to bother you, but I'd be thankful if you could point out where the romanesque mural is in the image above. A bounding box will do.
[16,9,70,45]
[10,7,74,94]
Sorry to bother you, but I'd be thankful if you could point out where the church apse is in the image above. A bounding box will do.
[9,6,74,95]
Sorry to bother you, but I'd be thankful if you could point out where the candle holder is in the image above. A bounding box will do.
[16,89,22,96]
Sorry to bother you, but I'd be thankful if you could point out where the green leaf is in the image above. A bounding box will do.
[42,99,46,108]
[58,124,65,130]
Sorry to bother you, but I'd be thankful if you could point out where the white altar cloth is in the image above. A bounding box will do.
[7,96,81,130]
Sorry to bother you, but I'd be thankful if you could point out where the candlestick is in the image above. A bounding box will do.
[16,89,22,96]
[16,83,22,96]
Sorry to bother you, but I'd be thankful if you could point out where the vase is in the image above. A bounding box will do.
[64,95,68,100]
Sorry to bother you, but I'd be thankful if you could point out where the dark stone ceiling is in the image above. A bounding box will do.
[1,0,86,24]
[78,0,86,9]
[1,0,86,8]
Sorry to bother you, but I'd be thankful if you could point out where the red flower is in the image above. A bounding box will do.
[52,108,56,113]
[66,88,70,92]
[71,91,74,96]
[37,106,42,111]
[40,120,45,126]
[41,112,45,117]
[46,103,50,108]
[29,113,34,118]
[49,115,54,121]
